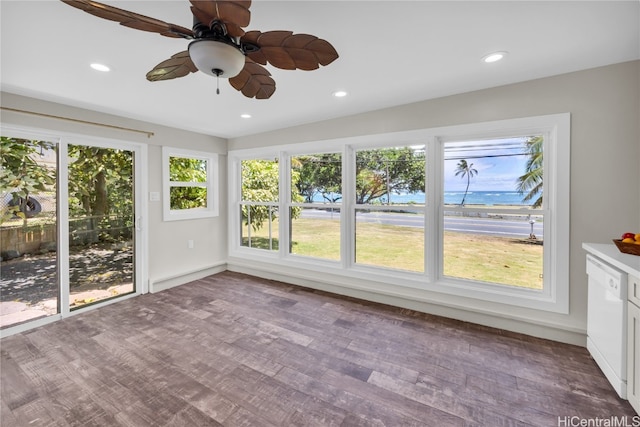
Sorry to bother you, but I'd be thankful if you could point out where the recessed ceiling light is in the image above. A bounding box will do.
[332,90,348,98]
[240,113,252,119]
[90,63,110,72]
[482,52,508,63]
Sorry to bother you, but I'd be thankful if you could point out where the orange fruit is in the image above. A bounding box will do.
[635,233,640,241]
[623,238,636,243]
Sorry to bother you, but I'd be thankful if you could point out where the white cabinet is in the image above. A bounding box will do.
[628,275,640,414]
[630,275,640,308]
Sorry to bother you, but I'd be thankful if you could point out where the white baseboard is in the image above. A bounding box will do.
[149,261,227,293]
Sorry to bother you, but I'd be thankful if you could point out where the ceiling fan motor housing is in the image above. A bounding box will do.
[188,39,245,78]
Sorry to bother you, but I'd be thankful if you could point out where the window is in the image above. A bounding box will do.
[354,146,425,272]
[162,147,218,221]
[228,114,569,313]
[240,157,279,251]
[430,115,569,313]
[290,152,342,261]
[441,137,544,289]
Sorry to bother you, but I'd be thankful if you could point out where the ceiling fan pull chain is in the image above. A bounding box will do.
[213,68,222,95]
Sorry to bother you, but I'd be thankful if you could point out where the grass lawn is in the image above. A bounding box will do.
[355,222,424,272]
[243,217,543,289]
[443,232,542,289]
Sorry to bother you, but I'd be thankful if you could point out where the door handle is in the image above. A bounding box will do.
[135,216,142,231]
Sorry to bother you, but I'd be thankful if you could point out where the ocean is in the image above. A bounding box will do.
[399,190,528,206]
[313,190,530,206]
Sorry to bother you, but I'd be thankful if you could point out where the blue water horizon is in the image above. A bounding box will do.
[313,190,530,206]
[439,190,527,206]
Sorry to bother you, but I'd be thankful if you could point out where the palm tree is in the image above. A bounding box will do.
[455,159,478,206]
[516,136,543,208]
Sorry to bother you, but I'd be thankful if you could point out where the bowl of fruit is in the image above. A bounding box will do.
[613,232,640,256]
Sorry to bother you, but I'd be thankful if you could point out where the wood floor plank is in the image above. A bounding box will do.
[1,271,636,425]
[0,353,40,411]
[321,367,465,426]
[6,397,67,427]
[284,397,348,427]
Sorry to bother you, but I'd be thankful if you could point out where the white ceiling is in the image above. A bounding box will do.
[2,1,639,139]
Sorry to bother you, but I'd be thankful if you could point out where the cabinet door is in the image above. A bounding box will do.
[630,276,640,308]
[627,300,640,414]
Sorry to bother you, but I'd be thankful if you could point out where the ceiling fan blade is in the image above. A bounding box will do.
[61,0,193,39]
[190,1,251,37]
[240,30,267,64]
[243,31,339,71]
[146,51,198,82]
[229,58,276,99]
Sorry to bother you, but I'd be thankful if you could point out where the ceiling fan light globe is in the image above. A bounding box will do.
[188,40,245,78]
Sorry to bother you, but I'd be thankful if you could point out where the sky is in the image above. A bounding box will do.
[443,137,531,192]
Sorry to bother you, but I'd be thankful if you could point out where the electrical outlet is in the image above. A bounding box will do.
[187,240,194,249]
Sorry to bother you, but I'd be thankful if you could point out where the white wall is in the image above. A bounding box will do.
[228,60,640,344]
[0,92,228,291]
[2,60,638,344]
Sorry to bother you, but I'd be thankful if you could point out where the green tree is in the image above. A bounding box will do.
[293,148,424,205]
[168,157,207,210]
[354,148,425,204]
[0,137,56,223]
[294,154,342,203]
[67,145,133,242]
[241,160,303,230]
[516,136,543,208]
[454,159,478,206]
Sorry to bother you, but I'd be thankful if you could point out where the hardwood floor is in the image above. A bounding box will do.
[1,271,636,426]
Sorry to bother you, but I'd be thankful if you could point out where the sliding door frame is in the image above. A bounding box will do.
[0,125,148,336]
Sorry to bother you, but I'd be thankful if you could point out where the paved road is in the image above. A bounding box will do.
[300,209,543,238]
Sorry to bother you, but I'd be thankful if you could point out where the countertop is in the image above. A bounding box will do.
[583,243,640,277]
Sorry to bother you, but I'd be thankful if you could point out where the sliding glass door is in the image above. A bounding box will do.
[0,136,59,327]
[67,144,136,310]
[1,131,145,331]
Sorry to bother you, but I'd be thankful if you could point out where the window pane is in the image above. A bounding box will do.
[169,157,207,183]
[442,136,544,289]
[292,153,342,203]
[290,207,340,260]
[169,187,207,210]
[1,137,58,328]
[355,146,425,205]
[443,212,543,289]
[163,148,218,221]
[241,159,279,202]
[68,145,135,309]
[444,136,543,208]
[240,204,279,251]
[355,209,424,272]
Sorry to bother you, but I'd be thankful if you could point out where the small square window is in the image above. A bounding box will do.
[162,147,218,221]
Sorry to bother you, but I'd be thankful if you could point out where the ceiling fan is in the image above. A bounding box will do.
[61,0,339,99]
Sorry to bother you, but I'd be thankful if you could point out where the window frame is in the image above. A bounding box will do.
[162,146,218,221]
[239,156,280,251]
[229,149,282,257]
[427,119,568,312]
[288,150,344,262]
[228,113,570,313]
[349,144,427,274]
